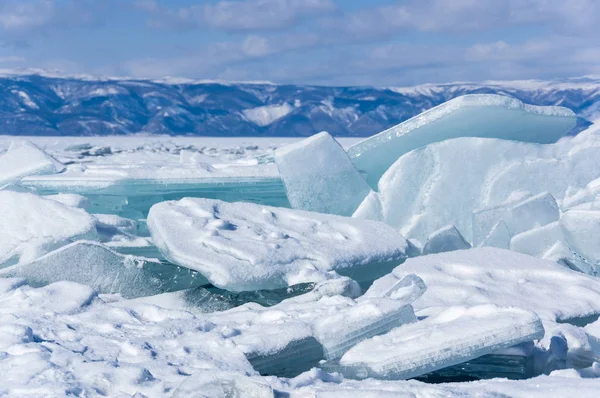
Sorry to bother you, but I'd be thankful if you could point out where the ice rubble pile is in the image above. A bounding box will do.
[2,94,600,394]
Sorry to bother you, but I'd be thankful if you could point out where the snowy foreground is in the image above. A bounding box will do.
[2,95,600,396]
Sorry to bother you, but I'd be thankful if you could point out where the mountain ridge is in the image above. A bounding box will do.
[1,74,598,136]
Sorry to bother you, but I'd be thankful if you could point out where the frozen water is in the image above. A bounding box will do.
[148,198,407,291]
[510,222,565,258]
[336,305,544,380]
[479,220,511,249]
[347,94,576,188]
[275,132,372,216]
[0,241,209,298]
[560,209,600,265]
[366,248,600,329]
[422,225,471,255]
[172,371,273,398]
[0,140,64,185]
[0,191,97,267]
[510,192,560,235]
[360,134,600,243]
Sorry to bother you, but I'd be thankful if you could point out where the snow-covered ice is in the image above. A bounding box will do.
[148,198,408,291]
[347,94,576,188]
[275,132,372,216]
[0,191,97,267]
[0,140,64,185]
[335,305,544,380]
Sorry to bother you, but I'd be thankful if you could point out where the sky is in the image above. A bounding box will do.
[0,0,599,86]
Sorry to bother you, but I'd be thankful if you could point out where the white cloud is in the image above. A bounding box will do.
[137,0,336,31]
[0,56,26,64]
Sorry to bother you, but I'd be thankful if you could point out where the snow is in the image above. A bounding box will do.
[275,132,372,216]
[147,198,408,291]
[0,191,97,267]
[0,140,64,185]
[347,94,576,188]
[243,103,294,126]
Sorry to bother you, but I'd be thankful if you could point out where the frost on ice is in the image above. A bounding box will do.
[147,198,408,291]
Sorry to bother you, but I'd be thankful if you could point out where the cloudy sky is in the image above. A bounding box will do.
[0,0,599,86]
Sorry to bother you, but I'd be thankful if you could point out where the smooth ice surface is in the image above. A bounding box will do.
[337,305,544,380]
[479,220,511,249]
[0,140,64,185]
[422,225,471,255]
[366,248,600,329]
[275,132,372,216]
[0,241,208,298]
[561,209,600,264]
[359,132,600,243]
[0,191,97,267]
[347,94,576,188]
[510,192,560,235]
[510,222,565,258]
[148,198,407,291]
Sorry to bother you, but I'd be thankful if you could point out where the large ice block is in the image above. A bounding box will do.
[0,140,65,185]
[361,134,600,243]
[365,248,600,328]
[510,222,565,258]
[0,241,209,298]
[509,192,560,235]
[560,209,600,265]
[336,305,544,380]
[422,225,471,255]
[274,132,372,216]
[0,191,97,267]
[148,198,408,291]
[172,371,273,398]
[347,94,576,188]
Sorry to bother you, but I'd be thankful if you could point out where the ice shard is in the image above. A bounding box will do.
[0,241,209,298]
[275,132,372,216]
[0,140,65,185]
[334,305,544,380]
[0,191,97,267]
[347,94,576,188]
[421,225,471,255]
[148,198,408,291]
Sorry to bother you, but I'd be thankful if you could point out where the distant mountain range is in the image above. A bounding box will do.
[1,73,599,136]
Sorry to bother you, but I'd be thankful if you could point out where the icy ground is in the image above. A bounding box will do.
[1,95,600,397]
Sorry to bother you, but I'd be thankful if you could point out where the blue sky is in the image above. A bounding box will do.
[0,0,599,86]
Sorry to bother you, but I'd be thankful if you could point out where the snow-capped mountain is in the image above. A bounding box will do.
[1,73,599,136]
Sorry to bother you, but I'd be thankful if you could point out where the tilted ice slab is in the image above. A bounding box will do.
[356,132,600,243]
[148,198,408,291]
[421,225,471,255]
[366,248,600,329]
[561,209,600,265]
[347,94,576,188]
[0,140,64,185]
[0,191,97,267]
[336,305,544,380]
[0,241,208,298]
[275,132,372,216]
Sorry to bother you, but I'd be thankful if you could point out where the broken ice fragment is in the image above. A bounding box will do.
[148,198,408,291]
[560,209,600,265]
[422,225,471,255]
[479,220,511,249]
[335,305,544,380]
[510,221,565,258]
[0,241,208,298]
[0,191,97,267]
[275,132,372,216]
[509,192,560,236]
[0,140,64,185]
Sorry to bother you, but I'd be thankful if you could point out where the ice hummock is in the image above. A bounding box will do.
[274,132,372,216]
[0,191,97,267]
[0,241,209,298]
[147,198,408,291]
[0,140,65,185]
[172,371,274,398]
[333,305,544,380]
[358,134,600,244]
[347,94,576,188]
